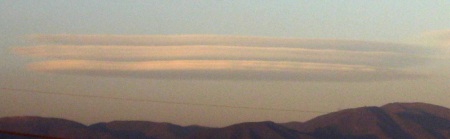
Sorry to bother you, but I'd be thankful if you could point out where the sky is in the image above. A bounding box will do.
[0,0,449,127]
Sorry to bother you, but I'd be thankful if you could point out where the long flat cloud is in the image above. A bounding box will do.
[29,34,432,54]
[13,34,437,81]
[13,45,428,67]
[28,60,377,72]
[26,60,423,81]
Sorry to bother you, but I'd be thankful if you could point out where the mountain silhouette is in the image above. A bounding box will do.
[189,121,314,139]
[89,121,207,139]
[0,116,103,139]
[287,102,450,139]
[0,102,449,139]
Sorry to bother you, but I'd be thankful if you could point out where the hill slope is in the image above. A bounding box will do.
[288,102,450,139]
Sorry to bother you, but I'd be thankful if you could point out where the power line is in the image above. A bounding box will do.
[1,88,328,114]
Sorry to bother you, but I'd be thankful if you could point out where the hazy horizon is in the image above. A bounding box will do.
[1,1,449,127]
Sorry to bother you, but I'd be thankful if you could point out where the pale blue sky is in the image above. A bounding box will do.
[0,1,449,126]
[1,1,449,38]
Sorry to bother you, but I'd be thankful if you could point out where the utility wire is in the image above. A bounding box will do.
[1,88,328,114]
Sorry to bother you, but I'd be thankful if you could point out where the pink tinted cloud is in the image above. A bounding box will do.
[13,34,436,81]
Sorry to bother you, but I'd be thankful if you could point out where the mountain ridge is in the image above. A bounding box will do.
[1,102,449,139]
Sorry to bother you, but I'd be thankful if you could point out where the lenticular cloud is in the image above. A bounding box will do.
[13,34,435,81]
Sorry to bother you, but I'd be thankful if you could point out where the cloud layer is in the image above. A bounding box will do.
[13,45,428,68]
[29,34,431,53]
[14,34,437,81]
